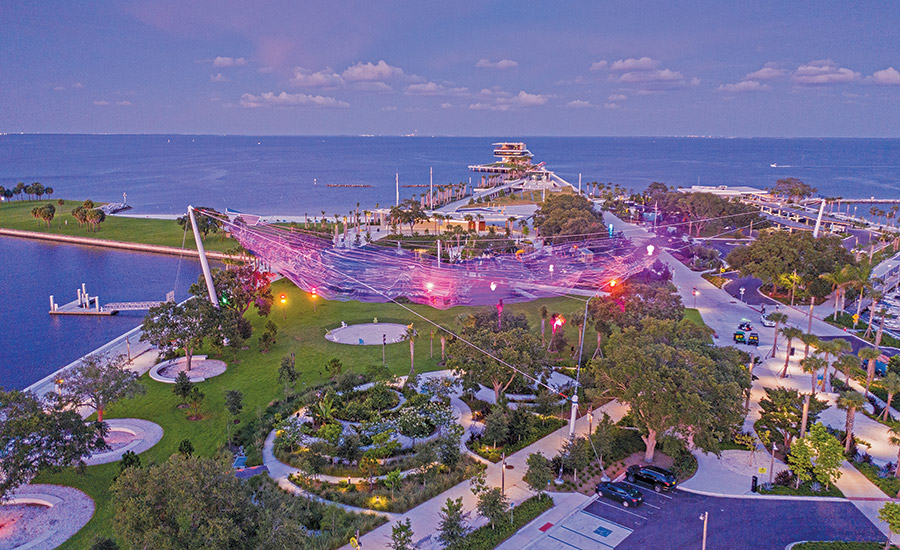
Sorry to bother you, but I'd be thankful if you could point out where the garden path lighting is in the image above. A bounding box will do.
[692,287,699,308]
[280,293,287,320]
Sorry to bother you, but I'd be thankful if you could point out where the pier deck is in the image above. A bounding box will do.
[50,299,116,316]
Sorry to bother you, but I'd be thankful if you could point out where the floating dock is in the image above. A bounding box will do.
[49,284,169,316]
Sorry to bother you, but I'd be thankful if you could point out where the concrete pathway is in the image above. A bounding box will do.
[83,418,164,466]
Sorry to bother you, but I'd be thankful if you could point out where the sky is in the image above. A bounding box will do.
[2,1,899,137]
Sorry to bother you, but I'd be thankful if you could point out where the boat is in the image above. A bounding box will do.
[770,163,778,168]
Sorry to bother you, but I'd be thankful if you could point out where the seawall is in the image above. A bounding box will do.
[0,228,231,260]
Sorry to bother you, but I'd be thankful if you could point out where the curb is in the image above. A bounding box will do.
[676,485,847,503]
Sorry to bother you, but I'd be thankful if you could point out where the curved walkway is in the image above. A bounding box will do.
[84,418,163,466]
[261,429,402,519]
[0,484,94,550]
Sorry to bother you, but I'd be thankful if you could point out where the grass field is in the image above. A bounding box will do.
[682,307,707,327]
[0,199,235,252]
[34,278,582,548]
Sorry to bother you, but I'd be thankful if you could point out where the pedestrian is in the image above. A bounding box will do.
[761,305,766,315]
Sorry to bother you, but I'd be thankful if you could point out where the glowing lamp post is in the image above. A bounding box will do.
[647,244,655,256]
[311,287,317,312]
[280,294,287,320]
[692,287,699,308]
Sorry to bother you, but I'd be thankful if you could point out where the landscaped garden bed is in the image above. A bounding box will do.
[793,542,899,550]
[467,414,566,463]
[290,456,485,513]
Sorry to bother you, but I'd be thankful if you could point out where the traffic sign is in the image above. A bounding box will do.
[852,313,860,324]
[350,537,359,548]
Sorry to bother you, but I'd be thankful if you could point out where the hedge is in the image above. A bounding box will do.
[445,493,554,550]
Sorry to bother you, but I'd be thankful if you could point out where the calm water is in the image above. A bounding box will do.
[1,135,898,216]
[1,135,898,388]
[0,237,202,390]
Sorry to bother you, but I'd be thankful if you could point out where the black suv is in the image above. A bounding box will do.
[626,464,677,492]
[596,481,643,507]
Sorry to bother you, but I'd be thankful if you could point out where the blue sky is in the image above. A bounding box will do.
[3,1,899,136]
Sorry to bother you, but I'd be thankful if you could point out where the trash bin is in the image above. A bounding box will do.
[751,475,758,493]
[790,347,796,356]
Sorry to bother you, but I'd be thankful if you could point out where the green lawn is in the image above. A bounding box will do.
[682,308,707,328]
[35,279,583,548]
[0,199,234,252]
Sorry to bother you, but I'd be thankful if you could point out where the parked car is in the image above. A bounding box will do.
[760,314,776,328]
[739,321,753,331]
[596,481,644,507]
[626,464,677,492]
[748,333,759,346]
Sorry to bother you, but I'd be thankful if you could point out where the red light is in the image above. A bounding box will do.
[609,280,617,287]
[311,287,317,297]
[280,294,286,304]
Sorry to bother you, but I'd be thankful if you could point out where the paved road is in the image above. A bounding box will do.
[723,276,777,307]
[583,489,883,550]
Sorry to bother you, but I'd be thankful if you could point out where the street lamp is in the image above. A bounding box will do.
[311,287,317,313]
[699,511,709,550]
[692,287,699,308]
[739,286,746,302]
[280,293,287,321]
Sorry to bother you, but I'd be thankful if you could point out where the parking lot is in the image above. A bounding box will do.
[530,483,887,549]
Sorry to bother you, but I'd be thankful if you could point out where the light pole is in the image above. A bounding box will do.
[769,442,777,486]
[699,512,709,550]
[280,293,287,321]
[739,286,746,303]
[692,287,699,308]
[311,287,317,313]
[501,452,506,495]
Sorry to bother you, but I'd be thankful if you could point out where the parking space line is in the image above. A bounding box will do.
[643,502,661,510]
[580,510,633,532]
[590,499,649,520]
[559,526,617,549]
[548,534,585,550]
[621,481,675,499]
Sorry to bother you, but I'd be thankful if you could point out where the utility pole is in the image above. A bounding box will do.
[430,167,434,210]
[699,511,709,550]
[395,173,399,207]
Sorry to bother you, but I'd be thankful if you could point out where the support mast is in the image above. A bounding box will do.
[188,205,218,305]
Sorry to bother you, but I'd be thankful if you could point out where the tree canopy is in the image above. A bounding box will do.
[771,178,817,201]
[726,230,854,298]
[177,207,223,239]
[1,389,108,500]
[56,354,145,422]
[191,265,274,318]
[533,193,605,243]
[141,298,221,371]
[588,318,748,462]
[643,189,765,238]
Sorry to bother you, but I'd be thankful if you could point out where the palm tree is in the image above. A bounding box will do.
[820,265,855,320]
[767,312,789,359]
[865,290,884,339]
[779,326,803,377]
[834,353,860,385]
[859,347,882,397]
[539,305,548,347]
[799,332,820,361]
[800,354,826,396]
[883,373,900,421]
[889,426,900,480]
[405,325,416,380]
[838,391,867,453]
[778,271,803,307]
[819,339,852,392]
[851,259,876,328]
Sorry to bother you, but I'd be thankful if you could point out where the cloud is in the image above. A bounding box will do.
[793,59,860,85]
[469,102,503,111]
[610,57,659,71]
[867,67,900,85]
[566,100,592,109]
[341,60,405,82]
[290,67,343,88]
[604,103,621,110]
[210,73,229,83]
[440,103,452,109]
[53,86,66,91]
[239,91,349,108]
[506,90,548,107]
[405,82,467,96]
[617,68,684,83]
[746,63,786,80]
[116,100,133,106]
[716,80,770,93]
[351,81,394,93]
[73,82,84,89]
[381,106,398,111]
[475,58,518,69]
[477,87,512,100]
[93,100,109,106]
[213,56,247,67]
[590,60,608,71]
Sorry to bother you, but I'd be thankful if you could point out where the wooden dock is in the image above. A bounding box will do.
[50,299,116,316]
[49,284,170,316]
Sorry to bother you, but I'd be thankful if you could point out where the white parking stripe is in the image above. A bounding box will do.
[643,502,661,510]
[592,498,649,520]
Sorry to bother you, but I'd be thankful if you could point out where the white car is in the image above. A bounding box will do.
[761,314,776,327]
